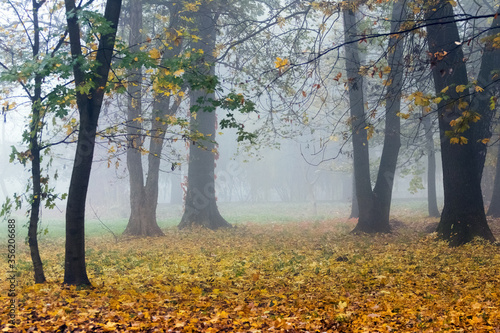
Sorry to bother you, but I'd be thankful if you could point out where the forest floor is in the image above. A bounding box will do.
[1,212,500,332]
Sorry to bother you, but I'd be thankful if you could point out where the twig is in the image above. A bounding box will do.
[89,201,119,243]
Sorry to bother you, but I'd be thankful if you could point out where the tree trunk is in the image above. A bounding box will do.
[366,0,405,232]
[27,1,46,284]
[426,1,495,245]
[471,7,500,178]
[28,86,46,284]
[124,2,182,236]
[347,0,406,233]
[64,0,122,285]
[179,3,230,230]
[123,0,162,237]
[343,2,374,231]
[423,111,440,217]
[488,145,500,217]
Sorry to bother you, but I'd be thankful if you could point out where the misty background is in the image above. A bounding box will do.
[0,100,444,231]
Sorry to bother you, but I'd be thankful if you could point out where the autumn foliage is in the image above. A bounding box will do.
[2,219,500,332]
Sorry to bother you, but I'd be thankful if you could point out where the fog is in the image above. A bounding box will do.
[1,99,444,229]
[0,0,449,232]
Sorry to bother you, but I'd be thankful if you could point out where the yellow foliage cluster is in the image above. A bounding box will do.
[274,57,289,70]
[1,220,500,332]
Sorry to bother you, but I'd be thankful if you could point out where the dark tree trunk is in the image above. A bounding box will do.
[28,82,46,284]
[426,1,495,245]
[423,112,440,217]
[472,8,500,178]
[343,3,374,231]
[64,0,122,285]
[479,8,500,217]
[366,0,406,232]
[179,3,230,230]
[124,2,182,236]
[347,0,405,233]
[488,146,500,217]
[27,0,46,284]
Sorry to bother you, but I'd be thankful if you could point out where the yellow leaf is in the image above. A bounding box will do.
[149,48,161,60]
[365,125,375,140]
[173,69,185,76]
[481,138,490,144]
[277,16,286,28]
[102,322,118,332]
[274,57,289,69]
[396,112,410,120]
[441,86,449,93]
[191,286,202,294]
[455,84,467,93]
[490,96,497,110]
[458,100,468,110]
[450,137,460,144]
[433,97,443,104]
[475,85,484,92]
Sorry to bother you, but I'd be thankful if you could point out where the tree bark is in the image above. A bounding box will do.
[28,84,46,284]
[179,2,230,230]
[123,0,161,237]
[425,1,495,245]
[488,145,500,217]
[471,7,500,179]
[366,0,405,232]
[343,2,374,231]
[347,0,405,233]
[423,111,440,217]
[124,2,183,236]
[64,0,122,285]
[27,0,46,284]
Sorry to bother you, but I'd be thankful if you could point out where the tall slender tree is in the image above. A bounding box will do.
[345,0,407,233]
[64,0,122,285]
[123,1,183,236]
[0,0,69,284]
[343,1,372,230]
[28,0,47,284]
[179,0,231,230]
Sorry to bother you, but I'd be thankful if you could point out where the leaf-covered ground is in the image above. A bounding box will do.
[2,218,500,332]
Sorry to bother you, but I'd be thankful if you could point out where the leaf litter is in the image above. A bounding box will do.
[1,218,500,332]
